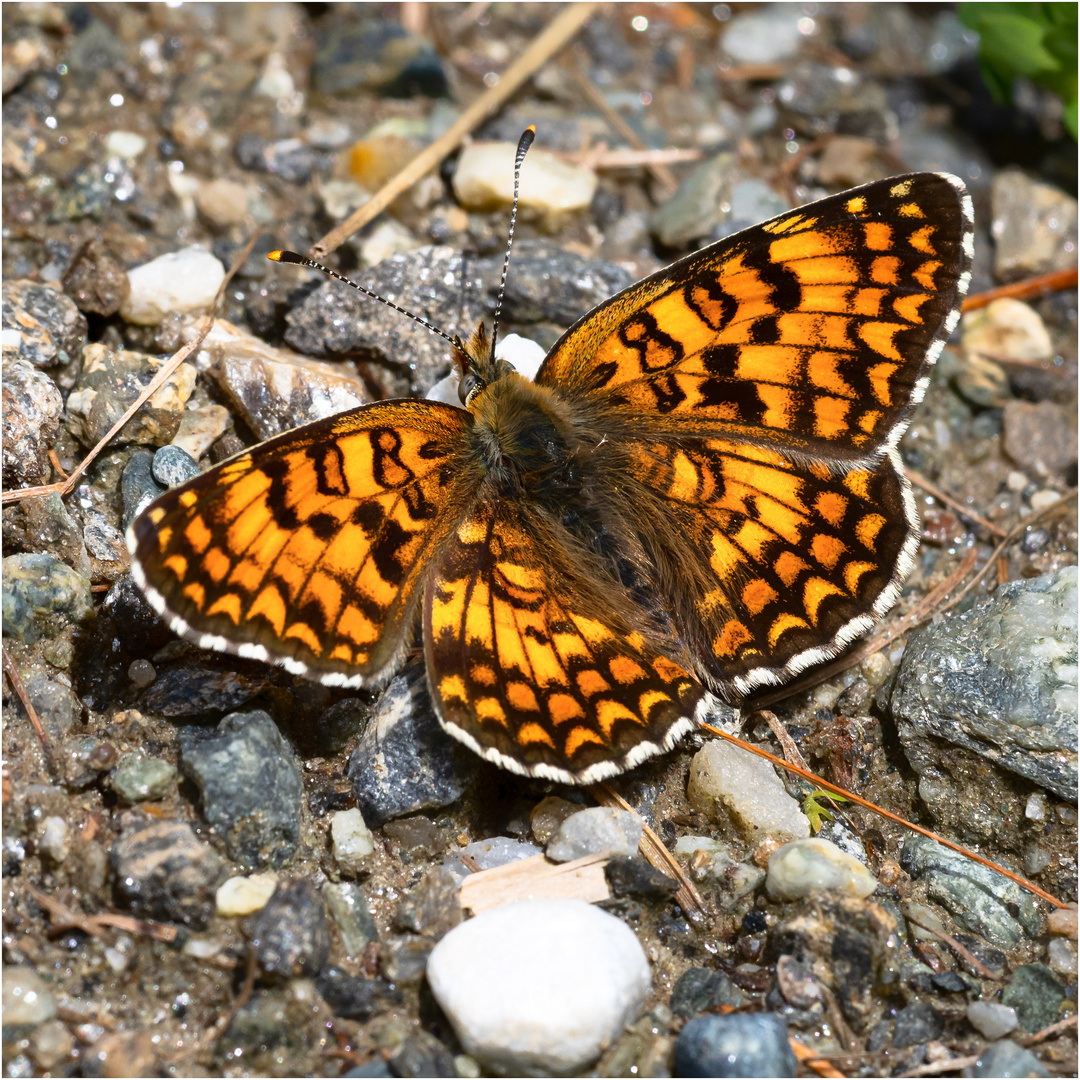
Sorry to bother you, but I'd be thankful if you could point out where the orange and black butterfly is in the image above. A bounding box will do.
[128,158,973,785]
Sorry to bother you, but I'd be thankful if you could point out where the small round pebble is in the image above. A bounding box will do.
[110,754,177,803]
[1048,907,1078,939]
[120,246,226,326]
[426,899,650,1076]
[152,444,201,488]
[966,1000,1019,1040]
[216,873,278,917]
[766,837,878,900]
[127,659,157,688]
[38,816,69,863]
[3,967,57,1025]
[545,807,643,862]
[330,808,375,875]
[675,1013,797,1077]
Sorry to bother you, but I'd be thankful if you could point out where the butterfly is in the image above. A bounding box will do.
[128,168,973,785]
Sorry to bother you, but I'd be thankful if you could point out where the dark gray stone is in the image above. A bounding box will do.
[315,965,401,1021]
[151,444,200,488]
[675,1013,797,1077]
[247,878,330,979]
[970,1038,1050,1078]
[1000,964,1065,1034]
[389,1030,455,1078]
[110,816,225,928]
[346,669,477,826]
[121,450,165,530]
[312,22,448,98]
[890,567,1077,801]
[1,491,89,580]
[391,867,462,939]
[893,1002,944,1048]
[140,667,271,719]
[649,152,735,249]
[670,967,743,1018]
[266,139,316,184]
[606,856,680,900]
[178,710,302,869]
[1,279,87,369]
[2,552,91,644]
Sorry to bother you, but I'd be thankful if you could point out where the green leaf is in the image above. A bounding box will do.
[978,12,1061,78]
[802,790,849,835]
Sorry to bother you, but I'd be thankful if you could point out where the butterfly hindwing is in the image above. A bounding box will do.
[537,173,973,464]
[129,399,477,687]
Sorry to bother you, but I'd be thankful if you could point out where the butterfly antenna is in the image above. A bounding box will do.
[490,125,536,359]
[267,250,460,350]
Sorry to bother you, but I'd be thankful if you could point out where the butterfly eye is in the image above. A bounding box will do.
[459,373,485,407]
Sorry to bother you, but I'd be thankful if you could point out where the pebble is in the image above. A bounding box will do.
[127,659,156,688]
[217,873,279,917]
[453,141,597,228]
[151,444,201,488]
[120,450,165,529]
[1046,937,1077,977]
[962,298,1054,365]
[971,1038,1050,1078]
[2,967,57,1025]
[442,836,542,886]
[139,666,271,718]
[766,837,879,901]
[891,567,1078,803]
[120,246,226,326]
[529,796,579,845]
[1,553,92,644]
[204,320,368,441]
[966,1000,1019,1040]
[62,239,131,317]
[687,739,810,842]
[427,899,651,1076]
[383,816,445,858]
[178,710,303,869]
[170,403,230,460]
[1000,964,1065,1033]
[382,935,434,985]
[674,1013,797,1078]
[721,7,804,64]
[902,837,1042,950]
[323,882,379,957]
[546,807,644,862]
[331,808,375,875]
[23,674,79,741]
[346,669,478,827]
[27,1018,73,1070]
[110,753,177,803]
[389,1032,457,1078]
[892,1001,943,1047]
[265,138,316,184]
[38,816,69,863]
[81,1029,158,1079]
[1048,907,1078,939]
[1003,400,1078,479]
[104,130,147,159]
[991,169,1079,280]
[312,21,448,98]
[247,878,330,979]
[393,867,462,938]
[649,152,735,248]
[196,178,250,228]
[2,491,90,582]
[670,967,742,1018]
[109,816,225,928]
[605,857,680,900]
[65,344,197,448]
[358,218,420,268]
[2,358,63,486]
[1,279,87,368]
[315,965,399,1021]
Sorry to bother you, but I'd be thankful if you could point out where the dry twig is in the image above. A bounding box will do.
[908,468,1008,538]
[790,1038,849,1079]
[903,913,1001,981]
[962,267,1078,312]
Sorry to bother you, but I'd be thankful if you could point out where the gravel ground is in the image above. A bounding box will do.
[2,4,1077,1078]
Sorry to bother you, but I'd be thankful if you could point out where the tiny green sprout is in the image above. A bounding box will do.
[802,790,850,834]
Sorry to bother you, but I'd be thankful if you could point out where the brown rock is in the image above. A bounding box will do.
[1003,400,1078,478]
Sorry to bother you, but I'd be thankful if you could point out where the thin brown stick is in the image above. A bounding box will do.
[591,782,709,924]
[1,231,260,508]
[759,712,810,772]
[310,2,599,260]
[753,547,979,708]
[567,53,678,196]
[790,1037,848,1079]
[1018,1013,1078,1047]
[25,884,179,943]
[699,721,1066,909]
[554,146,703,169]
[908,469,1008,538]
[201,945,258,1051]
[2,645,52,763]
[904,914,1000,980]
[962,267,1078,312]
[47,448,70,481]
[897,1053,981,1078]
[89,912,179,943]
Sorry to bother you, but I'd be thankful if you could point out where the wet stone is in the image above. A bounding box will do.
[178,710,302,869]
[902,837,1042,950]
[120,449,165,530]
[890,567,1078,802]
[324,882,379,957]
[65,344,197,449]
[670,967,743,1018]
[127,659,156,688]
[247,878,331,979]
[674,1013,797,1078]
[110,815,225,928]
[1,279,87,369]
[1,358,63,487]
[605,856,679,901]
[546,806,644,862]
[1000,964,1066,1033]
[2,553,91,644]
[315,965,400,1021]
[151,444,200,488]
[140,667,272,719]
[972,1038,1050,1078]
[110,753,177,803]
[346,669,478,827]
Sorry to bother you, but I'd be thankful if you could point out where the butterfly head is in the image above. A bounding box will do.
[454,321,516,408]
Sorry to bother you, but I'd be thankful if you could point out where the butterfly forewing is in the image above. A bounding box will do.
[538,173,973,464]
[129,399,478,687]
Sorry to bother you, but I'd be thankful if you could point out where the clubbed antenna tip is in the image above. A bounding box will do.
[491,125,537,358]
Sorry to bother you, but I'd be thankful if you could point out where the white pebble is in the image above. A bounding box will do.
[546,807,643,862]
[2,967,57,1025]
[766,838,878,900]
[687,739,810,841]
[427,899,650,1076]
[104,130,147,159]
[330,808,375,875]
[1030,489,1063,512]
[121,246,226,325]
[38,816,68,863]
[1025,793,1049,821]
[966,1001,1018,1040]
[1048,937,1078,977]
[215,873,278,917]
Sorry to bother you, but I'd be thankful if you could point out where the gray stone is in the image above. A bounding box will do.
[966,1001,1018,1040]
[315,965,400,1021]
[721,7,804,64]
[1,494,91,579]
[2,358,63,487]
[346,668,478,826]
[991,169,1079,281]
[670,967,742,1018]
[1000,964,1065,1034]
[323,882,379,957]
[110,816,225,928]
[1002,400,1078,479]
[392,867,462,939]
[546,807,644,862]
[604,856,679,900]
[442,837,542,886]
[890,568,1077,801]
[110,754,177,803]
[675,1013,797,1077]
[970,1038,1050,1078]
[22,674,79,741]
[2,553,91,644]
[247,878,330,979]
[893,1001,944,1047]
[312,21,448,98]
[139,667,272,719]
[121,449,166,530]
[649,152,734,249]
[178,710,303,869]
[1,279,87,369]
[901,836,1042,950]
[151,444,200,488]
